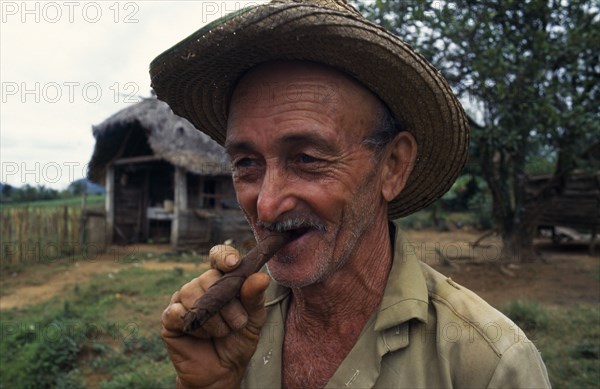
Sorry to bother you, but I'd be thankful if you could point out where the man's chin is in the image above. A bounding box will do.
[265,261,322,289]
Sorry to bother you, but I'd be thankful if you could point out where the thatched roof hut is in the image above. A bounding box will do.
[87,98,251,250]
[88,98,229,183]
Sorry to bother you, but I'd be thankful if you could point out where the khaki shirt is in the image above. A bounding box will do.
[243,222,551,388]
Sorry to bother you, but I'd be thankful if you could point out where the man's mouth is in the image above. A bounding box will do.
[287,226,311,241]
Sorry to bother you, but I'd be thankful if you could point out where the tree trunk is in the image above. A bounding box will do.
[500,222,539,263]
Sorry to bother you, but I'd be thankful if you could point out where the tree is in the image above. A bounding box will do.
[1,183,13,198]
[358,0,600,261]
[68,179,87,196]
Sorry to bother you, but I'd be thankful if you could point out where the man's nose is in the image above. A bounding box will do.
[256,165,296,222]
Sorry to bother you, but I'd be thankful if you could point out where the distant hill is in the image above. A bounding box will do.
[67,179,105,195]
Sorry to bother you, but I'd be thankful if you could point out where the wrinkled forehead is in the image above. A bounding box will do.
[227,60,383,134]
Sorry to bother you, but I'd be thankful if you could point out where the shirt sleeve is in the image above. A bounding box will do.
[486,340,551,389]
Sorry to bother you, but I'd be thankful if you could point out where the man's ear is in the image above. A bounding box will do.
[380,132,417,202]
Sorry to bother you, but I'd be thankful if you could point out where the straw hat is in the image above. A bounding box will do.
[150,0,469,219]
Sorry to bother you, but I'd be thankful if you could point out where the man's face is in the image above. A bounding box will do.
[225,62,389,288]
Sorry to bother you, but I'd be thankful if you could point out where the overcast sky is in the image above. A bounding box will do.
[1,0,267,189]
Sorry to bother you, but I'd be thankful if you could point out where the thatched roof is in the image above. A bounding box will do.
[88,98,230,183]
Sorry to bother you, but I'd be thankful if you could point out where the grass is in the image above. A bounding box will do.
[395,208,480,231]
[502,300,550,332]
[501,301,600,388]
[0,264,207,389]
[0,195,105,209]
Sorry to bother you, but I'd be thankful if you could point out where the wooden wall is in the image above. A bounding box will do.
[529,171,600,230]
[175,173,252,251]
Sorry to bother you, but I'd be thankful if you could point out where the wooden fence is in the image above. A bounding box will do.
[0,205,102,265]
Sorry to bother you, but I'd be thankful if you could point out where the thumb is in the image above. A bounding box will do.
[239,272,270,334]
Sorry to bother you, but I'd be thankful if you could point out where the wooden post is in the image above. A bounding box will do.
[62,206,68,253]
[172,167,187,249]
[105,165,115,246]
[79,191,87,253]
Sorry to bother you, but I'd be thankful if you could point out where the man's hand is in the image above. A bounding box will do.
[161,244,270,389]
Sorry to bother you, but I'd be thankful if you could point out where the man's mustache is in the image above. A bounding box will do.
[257,216,327,233]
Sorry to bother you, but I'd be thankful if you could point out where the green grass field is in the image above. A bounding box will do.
[0,195,105,209]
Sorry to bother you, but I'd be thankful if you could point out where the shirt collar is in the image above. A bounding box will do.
[374,220,429,331]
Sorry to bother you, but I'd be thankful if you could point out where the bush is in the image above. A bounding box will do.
[468,191,494,230]
[0,318,84,389]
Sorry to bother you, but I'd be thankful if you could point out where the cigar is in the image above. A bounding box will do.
[182,233,290,333]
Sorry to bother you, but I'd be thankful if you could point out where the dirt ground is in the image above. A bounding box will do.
[404,229,599,308]
[0,244,205,310]
[1,230,598,311]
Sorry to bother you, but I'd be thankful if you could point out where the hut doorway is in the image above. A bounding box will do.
[113,159,174,244]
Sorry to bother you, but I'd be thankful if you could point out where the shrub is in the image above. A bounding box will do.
[468,191,494,230]
[0,318,83,389]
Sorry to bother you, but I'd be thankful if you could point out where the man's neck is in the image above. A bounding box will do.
[281,221,394,389]
[286,220,394,335]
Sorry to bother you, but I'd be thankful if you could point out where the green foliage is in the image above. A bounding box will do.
[0,314,84,389]
[0,179,105,205]
[123,334,168,362]
[98,361,174,389]
[359,0,600,260]
[467,191,494,230]
[502,300,549,332]
[0,184,62,203]
[442,173,489,213]
[525,147,557,175]
[396,208,435,230]
[0,266,194,389]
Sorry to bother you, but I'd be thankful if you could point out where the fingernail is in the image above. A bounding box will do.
[226,254,238,267]
[234,316,248,329]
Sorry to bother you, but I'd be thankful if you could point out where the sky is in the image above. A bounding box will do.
[1,0,267,189]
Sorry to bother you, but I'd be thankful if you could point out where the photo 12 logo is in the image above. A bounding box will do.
[1,81,141,104]
[1,2,140,24]
[2,161,88,185]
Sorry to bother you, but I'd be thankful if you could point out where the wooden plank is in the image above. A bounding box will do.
[172,166,187,248]
[113,155,162,165]
[105,165,115,245]
[528,171,600,229]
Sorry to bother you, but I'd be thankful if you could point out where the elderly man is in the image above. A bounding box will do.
[151,1,551,388]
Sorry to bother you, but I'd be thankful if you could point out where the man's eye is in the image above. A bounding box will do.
[231,157,262,182]
[298,154,318,164]
[234,158,255,168]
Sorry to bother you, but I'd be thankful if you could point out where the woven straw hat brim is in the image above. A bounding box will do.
[150,0,469,219]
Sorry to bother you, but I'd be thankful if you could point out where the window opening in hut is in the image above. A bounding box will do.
[202,179,217,209]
